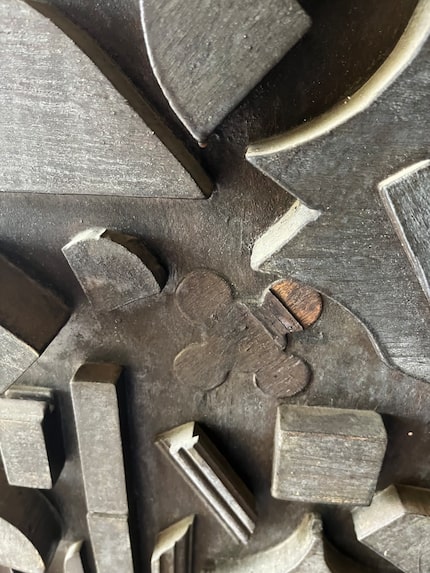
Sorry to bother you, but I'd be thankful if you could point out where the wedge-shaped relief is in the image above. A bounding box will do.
[141,0,311,142]
[71,363,133,573]
[0,387,64,489]
[379,160,430,305]
[0,253,69,392]
[0,472,61,573]
[157,422,256,544]
[247,0,430,381]
[211,513,366,573]
[47,540,85,573]
[63,229,167,311]
[151,515,194,573]
[174,270,310,399]
[0,0,211,198]
[353,484,430,573]
[272,405,387,505]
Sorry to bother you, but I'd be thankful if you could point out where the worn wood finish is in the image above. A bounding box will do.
[151,515,194,573]
[0,0,211,199]
[247,1,430,382]
[63,228,167,312]
[141,0,311,142]
[0,253,69,393]
[174,270,310,399]
[0,471,61,572]
[379,160,430,305]
[211,513,367,573]
[157,422,256,545]
[71,363,134,571]
[272,405,387,505]
[46,540,84,573]
[353,484,430,573]
[270,279,323,329]
[0,390,61,489]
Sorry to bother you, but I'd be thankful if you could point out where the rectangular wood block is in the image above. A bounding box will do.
[87,513,134,573]
[71,363,128,514]
[272,405,387,505]
[0,397,54,489]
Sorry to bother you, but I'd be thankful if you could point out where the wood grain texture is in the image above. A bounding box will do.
[353,484,430,573]
[0,253,69,392]
[211,513,367,573]
[0,395,55,489]
[141,0,311,142]
[173,271,310,399]
[157,422,256,545]
[270,279,323,329]
[151,515,194,573]
[62,228,166,312]
[247,3,430,382]
[272,405,387,505]
[379,160,430,305]
[0,0,211,198]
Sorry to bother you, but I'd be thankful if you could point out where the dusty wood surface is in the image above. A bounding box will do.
[141,0,310,142]
[63,228,167,312]
[0,0,211,199]
[379,160,430,305]
[247,3,430,382]
[173,270,310,399]
[272,405,387,505]
[353,484,430,573]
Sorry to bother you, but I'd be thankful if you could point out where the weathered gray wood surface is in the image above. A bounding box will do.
[0,393,55,489]
[46,540,85,573]
[379,160,430,305]
[211,513,367,573]
[0,253,69,392]
[272,405,387,505]
[157,422,256,545]
[63,228,166,312]
[151,515,194,573]
[0,471,61,572]
[71,363,134,572]
[247,2,430,382]
[174,270,310,399]
[353,484,430,573]
[0,0,211,198]
[141,0,310,142]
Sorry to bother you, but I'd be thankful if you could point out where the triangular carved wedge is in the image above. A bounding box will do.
[0,0,212,198]
[247,0,430,381]
[141,0,311,142]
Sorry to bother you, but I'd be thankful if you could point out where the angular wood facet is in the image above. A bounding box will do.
[0,388,64,489]
[151,515,194,573]
[63,228,167,311]
[141,0,311,142]
[353,484,430,573]
[247,2,430,381]
[0,254,69,392]
[379,160,430,305]
[272,405,387,505]
[157,422,256,544]
[0,0,211,198]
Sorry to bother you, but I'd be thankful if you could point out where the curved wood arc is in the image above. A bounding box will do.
[247,0,430,158]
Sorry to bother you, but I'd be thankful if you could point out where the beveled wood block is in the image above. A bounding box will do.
[353,484,430,573]
[272,405,387,505]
